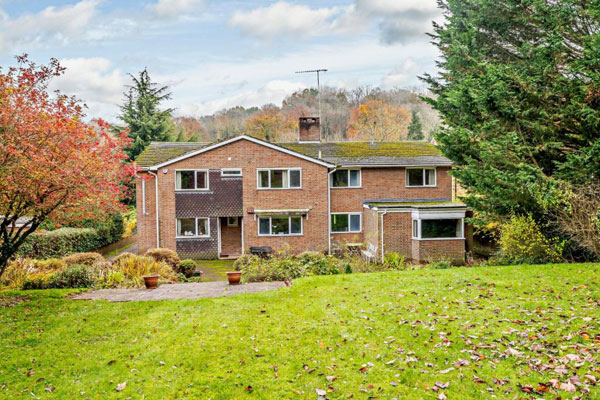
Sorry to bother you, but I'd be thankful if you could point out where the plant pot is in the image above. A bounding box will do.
[143,275,160,289]
[226,271,242,285]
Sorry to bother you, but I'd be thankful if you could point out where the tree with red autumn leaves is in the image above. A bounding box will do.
[0,56,134,275]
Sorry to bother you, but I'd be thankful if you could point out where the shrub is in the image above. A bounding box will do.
[178,259,197,278]
[112,252,136,266]
[384,252,407,270]
[62,252,105,267]
[48,264,95,289]
[101,255,178,288]
[427,260,452,269]
[233,254,261,271]
[33,258,66,271]
[122,209,137,238]
[1,258,59,288]
[22,272,56,290]
[492,215,565,265]
[145,248,181,269]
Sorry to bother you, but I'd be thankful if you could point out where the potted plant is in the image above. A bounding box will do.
[226,271,242,285]
[143,274,160,289]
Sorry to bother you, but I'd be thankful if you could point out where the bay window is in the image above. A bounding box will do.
[176,170,209,190]
[257,168,301,189]
[406,168,436,187]
[412,218,463,239]
[258,216,302,236]
[176,217,210,238]
[331,169,361,188]
[331,213,361,233]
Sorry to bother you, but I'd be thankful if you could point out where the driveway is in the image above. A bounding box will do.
[72,281,286,302]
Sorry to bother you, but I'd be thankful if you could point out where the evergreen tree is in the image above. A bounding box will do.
[423,0,600,222]
[407,111,424,140]
[120,69,174,160]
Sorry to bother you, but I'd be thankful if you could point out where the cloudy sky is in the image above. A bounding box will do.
[0,0,442,122]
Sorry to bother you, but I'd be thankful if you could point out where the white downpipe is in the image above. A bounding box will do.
[327,168,337,255]
[380,211,387,261]
[148,171,160,248]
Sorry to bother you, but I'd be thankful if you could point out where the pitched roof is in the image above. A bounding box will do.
[136,142,210,168]
[135,136,450,168]
[280,141,450,166]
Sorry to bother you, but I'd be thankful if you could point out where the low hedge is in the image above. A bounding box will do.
[17,228,114,259]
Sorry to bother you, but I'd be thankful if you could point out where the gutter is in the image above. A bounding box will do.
[327,167,337,255]
[147,170,160,248]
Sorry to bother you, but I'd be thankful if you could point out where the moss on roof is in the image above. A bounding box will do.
[136,142,210,167]
[280,141,442,159]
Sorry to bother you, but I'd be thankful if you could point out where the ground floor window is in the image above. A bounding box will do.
[413,218,463,239]
[177,217,210,238]
[331,213,361,233]
[258,216,302,236]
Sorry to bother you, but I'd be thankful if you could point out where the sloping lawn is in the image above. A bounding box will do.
[1,264,599,399]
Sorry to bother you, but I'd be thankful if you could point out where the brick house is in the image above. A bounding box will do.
[135,118,468,264]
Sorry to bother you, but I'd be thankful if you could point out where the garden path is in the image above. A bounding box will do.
[72,281,285,302]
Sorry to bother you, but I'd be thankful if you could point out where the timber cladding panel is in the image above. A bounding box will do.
[175,171,243,218]
[136,172,157,255]
[152,138,329,255]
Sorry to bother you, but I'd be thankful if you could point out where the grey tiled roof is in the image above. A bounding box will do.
[135,137,451,168]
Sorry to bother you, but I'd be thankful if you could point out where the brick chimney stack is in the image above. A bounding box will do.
[298,117,320,142]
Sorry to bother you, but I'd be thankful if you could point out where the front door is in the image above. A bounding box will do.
[219,216,243,258]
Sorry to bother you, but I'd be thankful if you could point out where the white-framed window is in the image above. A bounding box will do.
[331,213,362,233]
[221,168,242,177]
[406,168,436,187]
[257,168,302,189]
[227,216,239,227]
[331,169,361,188]
[176,170,209,190]
[176,217,210,238]
[258,216,303,236]
[412,218,463,239]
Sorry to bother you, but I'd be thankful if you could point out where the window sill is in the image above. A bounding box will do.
[256,188,302,191]
[258,234,303,237]
[412,237,464,241]
[176,236,212,239]
[405,185,437,188]
[175,189,211,192]
[331,186,362,189]
[332,231,362,234]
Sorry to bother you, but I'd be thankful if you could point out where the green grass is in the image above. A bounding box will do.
[193,259,235,281]
[1,264,599,399]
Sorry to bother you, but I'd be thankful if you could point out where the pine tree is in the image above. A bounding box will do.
[423,0,600,222]
[119,69,174,160]
[407,111,424,140]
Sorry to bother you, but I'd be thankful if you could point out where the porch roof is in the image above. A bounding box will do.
[252,208,311,217]
[363,198,466,210]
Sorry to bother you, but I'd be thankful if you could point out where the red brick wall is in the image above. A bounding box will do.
[330,167,453,243]
[411,239,465,264]
[136,172,157,255]
[138,138,329,256]
[382,212,413,259]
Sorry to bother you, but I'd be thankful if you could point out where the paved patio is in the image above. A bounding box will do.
[73,281,286,302]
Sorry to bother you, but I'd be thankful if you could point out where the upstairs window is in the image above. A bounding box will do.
[332,169,361,188]
[257,169,301,189]
[176,170,209,190]
[406,168,436,187]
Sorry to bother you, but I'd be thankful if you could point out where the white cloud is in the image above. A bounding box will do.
[179,80,307,116]
[229,2,364,39]
[229,0,440,45]
[0,1,99,54]
[49,57,127,120]
[148,0,204,19]
[382,59,420,88]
